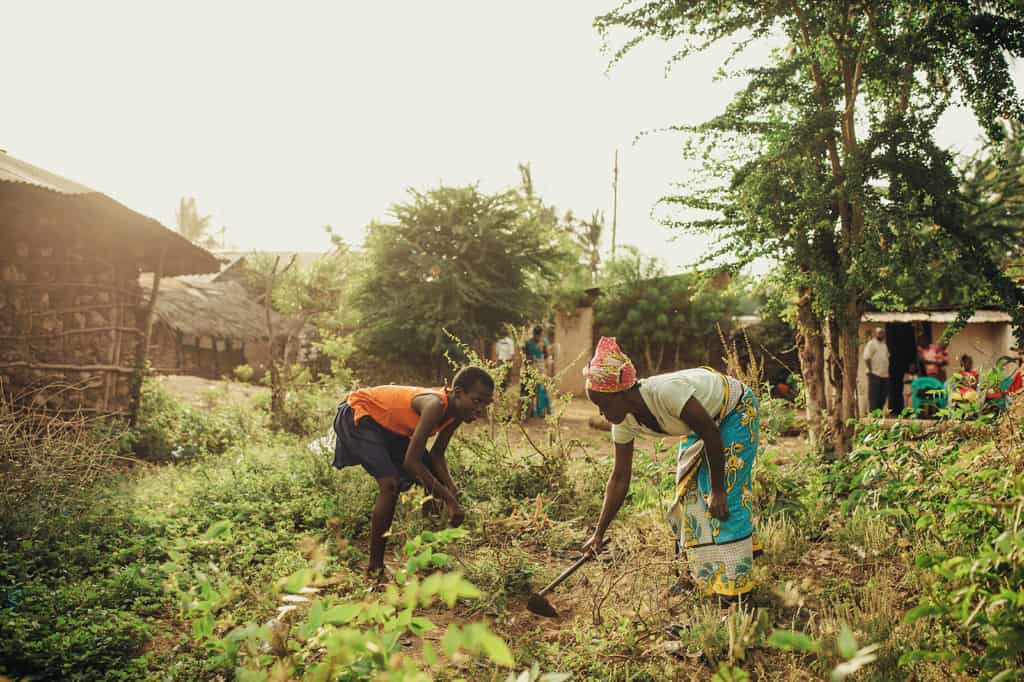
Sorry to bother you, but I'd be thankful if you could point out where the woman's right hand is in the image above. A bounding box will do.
[447,500,465,528]
[582,531,604,557]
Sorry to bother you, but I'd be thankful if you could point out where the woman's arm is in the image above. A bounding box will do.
[404,398,457,506]
[582,439,634,553]
[428,421,460,494]
[679,397,729,521]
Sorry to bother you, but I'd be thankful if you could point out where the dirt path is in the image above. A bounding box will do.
[156,374,269,407]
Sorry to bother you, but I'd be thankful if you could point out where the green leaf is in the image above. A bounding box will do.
[711,665,749,682]
[283,568,313,594]
[323,603,361,625]
[410,616,436,636]
[421,572,442,597]
[193,613,215,640]
[203,520,233,540]
[481,631,515,667]
[766,629,819,652]
[235,669,268,682]
[423,641,439,667]
[307,598,325,630]
[990,669,1024,682]
[837,625,857,660]
[456,576,482,600]
[904,604,943,623]
[442,624,463,658]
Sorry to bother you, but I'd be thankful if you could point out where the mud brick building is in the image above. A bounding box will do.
[0,151,219,416]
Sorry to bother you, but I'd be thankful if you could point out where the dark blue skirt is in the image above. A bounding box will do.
[332,402,425,491]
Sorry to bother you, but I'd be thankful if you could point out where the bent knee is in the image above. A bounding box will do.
[376,477,400,498]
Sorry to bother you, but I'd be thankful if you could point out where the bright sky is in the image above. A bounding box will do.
[3,3,1019,271]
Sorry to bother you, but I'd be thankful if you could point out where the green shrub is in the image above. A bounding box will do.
[130,378,260,461]
[907,491,1024,679]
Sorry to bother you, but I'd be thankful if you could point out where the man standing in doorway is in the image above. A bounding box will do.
[495,334,515,390]
[863,327,890,413]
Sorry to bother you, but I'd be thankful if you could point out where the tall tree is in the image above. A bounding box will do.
[575,210,606,285]
[595,247,743,374]
[352,184,566,379]
[246,245,352,429]
[174,196,216,248]
[960,121,1024,274]
[596,0,1024,454]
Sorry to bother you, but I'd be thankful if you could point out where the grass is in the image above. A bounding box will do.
[2,378,1022,680]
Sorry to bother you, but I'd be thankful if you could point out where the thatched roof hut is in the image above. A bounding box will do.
[0,150,220,416]
[141,275,296,379]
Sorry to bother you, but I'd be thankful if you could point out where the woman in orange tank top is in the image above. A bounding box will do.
[330,367,494,580]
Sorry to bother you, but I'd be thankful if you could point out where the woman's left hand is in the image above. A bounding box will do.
[707,488,729,521]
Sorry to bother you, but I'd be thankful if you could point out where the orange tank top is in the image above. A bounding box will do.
[346,385,455,437]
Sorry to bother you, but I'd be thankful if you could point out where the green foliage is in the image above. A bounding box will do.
[131,377,260,460]
[245,242,355,430]
[832,414,1024,676]
[168,527,518,680]
[352,181,567,379]
[8,357,1024,680]
[907,491,1024,678]
[251,370,341,437]
[595,0,1024,452]
[764,624,879,680]
[594,246,742,373]
[0,487,169,680]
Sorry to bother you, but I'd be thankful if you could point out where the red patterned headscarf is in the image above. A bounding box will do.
[585,336,637,393]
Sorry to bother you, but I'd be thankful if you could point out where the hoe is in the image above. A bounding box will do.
[526,539,609,618]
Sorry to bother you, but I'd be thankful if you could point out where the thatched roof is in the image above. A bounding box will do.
[0,151,220,277]
[141,275,292,342]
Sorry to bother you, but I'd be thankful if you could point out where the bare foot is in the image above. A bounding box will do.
[365,565,388,590]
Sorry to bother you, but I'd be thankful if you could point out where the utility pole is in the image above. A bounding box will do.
[611,149,618,259]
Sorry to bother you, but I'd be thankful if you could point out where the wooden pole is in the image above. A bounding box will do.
[129,250,164,424]
[611,149,619,260]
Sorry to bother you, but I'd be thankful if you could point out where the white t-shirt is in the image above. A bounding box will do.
[862,338,890,378]
[495,337,515,362]
[611,368,727,444]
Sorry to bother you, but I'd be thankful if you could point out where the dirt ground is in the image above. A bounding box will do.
[156,374,269,407]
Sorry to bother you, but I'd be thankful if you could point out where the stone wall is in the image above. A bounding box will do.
[0,235,141,415]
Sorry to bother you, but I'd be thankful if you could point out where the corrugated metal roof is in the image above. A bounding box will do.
[0,150,220,277]
[0,152,96,194]
[862,310,1011,323]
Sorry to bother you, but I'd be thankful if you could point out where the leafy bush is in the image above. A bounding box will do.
[168,527,519,680]
[251,376,341,437]
[907,490,1024,679]
[130,378,260,460]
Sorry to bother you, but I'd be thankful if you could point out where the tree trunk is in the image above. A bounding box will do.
[823,317,846,456]
[643,340,656,376]
[269,357,286,429]
[822,296,862,457]
[796,288,828,453]
[835,296,862,455]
